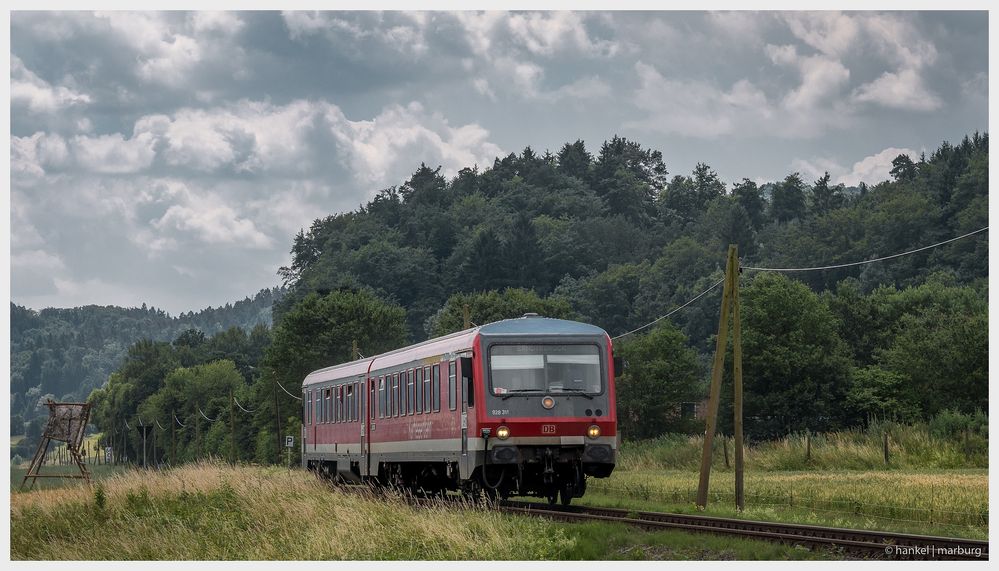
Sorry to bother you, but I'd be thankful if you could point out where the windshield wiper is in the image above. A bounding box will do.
[554,388,595,399]
[498,389,545,400]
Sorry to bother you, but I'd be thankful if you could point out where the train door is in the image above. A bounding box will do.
[363,377,374,476]
[362,377,371,476]
[459,360,468,459]
[458,356,475,477]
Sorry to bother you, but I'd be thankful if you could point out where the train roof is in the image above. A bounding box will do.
[301,316,608,388]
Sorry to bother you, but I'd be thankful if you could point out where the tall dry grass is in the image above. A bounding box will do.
[11,461,574,560]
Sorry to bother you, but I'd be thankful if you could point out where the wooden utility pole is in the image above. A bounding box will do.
[229,390,236,465]
[171,410,177,466]
[732,253,745,511]
[463,304,471,329]
[696,244,745,510]
[352,339,359,360]
[273,382,283,464]
[196,415,202,460]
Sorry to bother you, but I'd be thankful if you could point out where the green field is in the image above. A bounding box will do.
[579,434,988,539]
[10,462,832,560]
[10,424,988,559]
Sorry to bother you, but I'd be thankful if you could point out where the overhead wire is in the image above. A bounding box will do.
[612,277,727,340]
[742,226,988,273]
[198,406,220,422]
[276,379,303,401]
[233,396,255,414]
[611,226,988,341]
[174,414,186,428]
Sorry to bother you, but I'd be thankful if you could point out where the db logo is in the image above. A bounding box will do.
[541,424,557,434]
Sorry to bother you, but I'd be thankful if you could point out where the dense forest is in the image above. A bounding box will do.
[17,132,987,464]
[9,288,282,430]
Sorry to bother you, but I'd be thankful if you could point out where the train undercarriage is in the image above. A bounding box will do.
[306,444,615,505]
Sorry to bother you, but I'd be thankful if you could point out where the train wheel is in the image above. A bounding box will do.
[559,484,573,507]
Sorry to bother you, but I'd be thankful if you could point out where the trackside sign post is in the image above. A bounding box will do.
[285,435,294,469]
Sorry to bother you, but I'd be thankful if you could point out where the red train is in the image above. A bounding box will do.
[301,314,618,504]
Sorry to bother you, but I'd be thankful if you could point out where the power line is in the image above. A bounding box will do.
[155,419,165,431]
[198,406,220,422]
[609,226,988,342]
[276,379,303,401]
[612,277,727,340]
[233,396,255,414]
[174,414,186,428]
[742,226,988,273]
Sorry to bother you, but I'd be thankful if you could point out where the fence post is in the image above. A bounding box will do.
[805,431,811,462]
[723,437,730,469]
[883,430,890,465]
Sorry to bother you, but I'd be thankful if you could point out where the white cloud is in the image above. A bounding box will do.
[781,12,859,58]
[71,132,157,173]
[862,14,938,70]
[473,77,497,100]
[790,157,845,183]
[133,100,319,173]
[11,132,70,180]
[629,62,772,138]
[281,11,428,58]
[507,11,619,57]
[94,12,203,86]
[548,76,612,101]
[189,11,244,35]
[853,68,943,111]
[766,44,851,112]
[323,101,504,187]
[152,198,272,249]
[11,55,91,113]
[836,147,918,186]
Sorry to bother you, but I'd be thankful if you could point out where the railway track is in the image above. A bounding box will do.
[498,500,988,560]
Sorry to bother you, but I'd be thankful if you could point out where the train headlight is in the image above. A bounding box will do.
[496,425,510,440]
[541,396,556,410]
[587,425,601,439]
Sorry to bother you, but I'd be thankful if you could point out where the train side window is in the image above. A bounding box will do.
[406,369,414,415]
[416,369,427,414]
[354,382,360,421]
[325,388,332,423]
[378,377,385,419]
[432,364,441,412]
[461,357,474,408]
[448,361,457,411]
[369,381,376,419]
[423,366,431,413]
[393,373,400,417]
[346,384,353,422]
[338,386,344,423]
[387,375,393,418]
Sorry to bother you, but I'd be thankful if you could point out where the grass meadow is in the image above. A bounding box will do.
[583,426,988,539]
[10,461,830,560]
[9,420,987,559]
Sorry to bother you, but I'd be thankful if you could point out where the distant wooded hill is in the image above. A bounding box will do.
[277,134,987,346]
[10,287,283,426]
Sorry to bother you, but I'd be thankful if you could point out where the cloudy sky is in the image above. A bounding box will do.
[10,11,988,314]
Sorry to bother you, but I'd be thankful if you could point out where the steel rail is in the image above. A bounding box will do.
[498,500,988,561]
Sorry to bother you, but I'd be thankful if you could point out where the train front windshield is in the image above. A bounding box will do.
[489,344,603,396]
